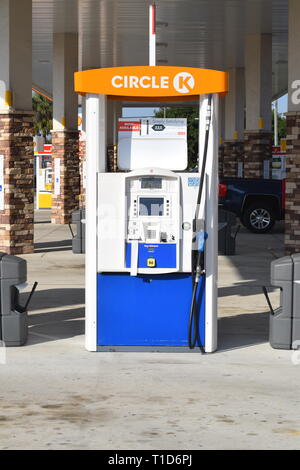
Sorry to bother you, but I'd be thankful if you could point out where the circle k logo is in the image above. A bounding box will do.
[173,72,195,94]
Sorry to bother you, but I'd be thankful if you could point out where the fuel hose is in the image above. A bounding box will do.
[188,94,212,350]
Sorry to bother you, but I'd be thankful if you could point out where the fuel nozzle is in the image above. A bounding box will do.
[196,231,208,256]
[195,264,202,283]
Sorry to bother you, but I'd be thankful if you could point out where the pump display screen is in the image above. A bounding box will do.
[141,178,162,189]
[139,197,164,216]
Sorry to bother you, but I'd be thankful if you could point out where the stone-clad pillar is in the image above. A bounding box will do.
[0,112,34,254]
[244,131,272,178]
[79,130,86,209]
[223,68,245,177]
[285,0,300,254]
[78,97,86,209]
[51,131,80,224]
[107,100,122,172]
[244,34,272,178]
[51,33,80,224]
[285,113,300,254]
[0,0,34,254]
[107,144,117,172]
[223,140,244,178]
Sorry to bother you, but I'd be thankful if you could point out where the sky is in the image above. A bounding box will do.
[277,94,288,114]
[123,95,289,118]
[123,107,158,117]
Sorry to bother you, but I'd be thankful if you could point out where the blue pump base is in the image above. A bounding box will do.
[96,345,203,353]
[97,272,205,349]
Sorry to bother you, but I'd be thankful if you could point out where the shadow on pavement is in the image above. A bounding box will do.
[22,288,85,311]
[27,309,269,350]
[34,239,73,253]
[218,311,269,351]
[26,290,271,351]
[218,281,277,298]
[27,307,84,345]
[216,223,284,349]
[34,220,51,225]
[24,288,85,345]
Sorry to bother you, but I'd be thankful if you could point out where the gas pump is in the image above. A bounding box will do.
[96,112,212,349]
[97,165,207,349]
[36,166,52,209]
[35,150,52,210]
[74,14,228,352]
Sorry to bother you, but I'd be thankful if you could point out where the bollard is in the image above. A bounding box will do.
[218,209,239,255]
[0,254,37,347]
[265,254,300,350]
[71,209,86,254]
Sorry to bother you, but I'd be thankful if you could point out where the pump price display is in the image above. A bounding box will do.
[141,177,162,189]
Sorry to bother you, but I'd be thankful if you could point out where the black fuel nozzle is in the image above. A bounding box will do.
[195,265,202,283]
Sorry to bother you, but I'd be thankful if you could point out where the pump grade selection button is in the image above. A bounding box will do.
[147,258,156,267]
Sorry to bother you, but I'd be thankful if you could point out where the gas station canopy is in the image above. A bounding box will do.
[32,0,288,100]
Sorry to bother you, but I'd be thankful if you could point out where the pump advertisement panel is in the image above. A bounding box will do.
[118,117,187,170]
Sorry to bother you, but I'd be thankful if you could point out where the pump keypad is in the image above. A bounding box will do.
[125,173,180,271]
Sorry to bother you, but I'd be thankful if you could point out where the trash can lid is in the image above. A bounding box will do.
[271,255,293,282]
[291,253,300,280]
[0,254,26,280]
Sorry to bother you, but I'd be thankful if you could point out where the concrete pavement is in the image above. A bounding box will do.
[0,212,299,450]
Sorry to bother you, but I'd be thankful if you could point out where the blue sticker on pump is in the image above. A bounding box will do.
[197,232,208,252]
[188,177,200,187]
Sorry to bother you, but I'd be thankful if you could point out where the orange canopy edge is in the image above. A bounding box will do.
[74,66,228,101]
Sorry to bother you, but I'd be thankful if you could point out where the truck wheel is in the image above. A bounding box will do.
[242,203,276,233]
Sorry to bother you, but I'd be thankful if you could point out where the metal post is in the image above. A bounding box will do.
[85,93,107,351]
[149,4,156,66]
[274,99,279,147]
[199,94,219,353]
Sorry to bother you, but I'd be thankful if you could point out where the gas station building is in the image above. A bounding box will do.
[0,0,297,254]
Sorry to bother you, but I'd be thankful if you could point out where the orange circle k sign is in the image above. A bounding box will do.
[74,66,228,101]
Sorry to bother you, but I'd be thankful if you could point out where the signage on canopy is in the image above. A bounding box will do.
[74,66,228,101]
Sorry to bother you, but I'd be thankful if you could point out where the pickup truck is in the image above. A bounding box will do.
[219,178,285,233]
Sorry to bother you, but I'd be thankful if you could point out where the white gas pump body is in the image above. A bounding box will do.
[97,169,203,275]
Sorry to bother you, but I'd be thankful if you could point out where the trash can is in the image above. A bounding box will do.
[218,209,239,255]
[265,254,300,350]
[71,209,85,254]
[0,254,28,346]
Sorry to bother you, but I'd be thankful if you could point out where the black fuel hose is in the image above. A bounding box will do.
[188,94,212,350]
